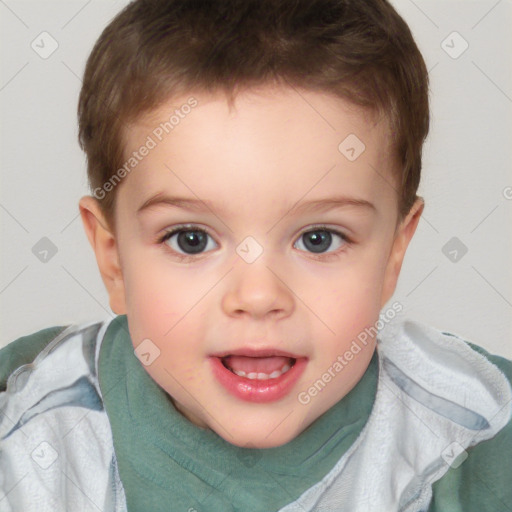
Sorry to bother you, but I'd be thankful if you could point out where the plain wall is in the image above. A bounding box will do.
[1,0,511,357]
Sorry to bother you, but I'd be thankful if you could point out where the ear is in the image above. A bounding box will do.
[79,196,127,314]
[380,197,424,307]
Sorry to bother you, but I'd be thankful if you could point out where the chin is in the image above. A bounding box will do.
[213,419,304,449]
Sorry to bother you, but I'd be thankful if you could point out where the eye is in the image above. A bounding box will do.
[294,226,349,255]
[159,225,217,256]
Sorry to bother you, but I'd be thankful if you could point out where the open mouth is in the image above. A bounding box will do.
[210,352,307,403]
[221,355,297,380]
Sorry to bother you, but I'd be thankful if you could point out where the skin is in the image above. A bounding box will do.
[79,86,423,448]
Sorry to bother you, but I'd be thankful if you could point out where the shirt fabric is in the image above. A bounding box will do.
[0,315,511,511]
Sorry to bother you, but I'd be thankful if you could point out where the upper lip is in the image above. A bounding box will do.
[211,348,304,359]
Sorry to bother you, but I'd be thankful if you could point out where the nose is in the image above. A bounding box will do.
[221,260,295,320]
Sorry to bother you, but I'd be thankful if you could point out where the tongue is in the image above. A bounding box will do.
[223,355,293,374]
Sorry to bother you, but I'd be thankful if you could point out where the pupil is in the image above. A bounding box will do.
[178,231,207,254]
[304,230,331,253]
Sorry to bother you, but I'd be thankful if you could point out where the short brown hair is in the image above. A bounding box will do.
[78,0,429,230]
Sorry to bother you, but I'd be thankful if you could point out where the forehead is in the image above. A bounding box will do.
[118,86,397,220]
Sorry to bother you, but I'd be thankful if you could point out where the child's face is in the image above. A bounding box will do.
[81,86,422,448]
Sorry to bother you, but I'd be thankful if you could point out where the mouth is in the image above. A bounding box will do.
[210,350,307,403]
[220,354,296,380]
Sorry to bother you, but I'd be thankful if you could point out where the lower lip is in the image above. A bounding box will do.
[210,356,308,403]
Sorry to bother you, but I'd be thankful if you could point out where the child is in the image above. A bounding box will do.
[1,0,511,510]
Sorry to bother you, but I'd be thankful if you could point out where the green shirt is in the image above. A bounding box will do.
[98,316,378,511]
[1,316,511,511]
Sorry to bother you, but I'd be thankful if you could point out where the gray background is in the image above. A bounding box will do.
[1,0,511,357]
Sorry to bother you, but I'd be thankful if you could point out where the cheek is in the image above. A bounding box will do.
[121,252,210,370]
[316,256,386,315]
[121,252,189,342]
[303,254,389,361]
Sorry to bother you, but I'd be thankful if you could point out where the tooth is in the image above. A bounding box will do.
[230,363,294,380]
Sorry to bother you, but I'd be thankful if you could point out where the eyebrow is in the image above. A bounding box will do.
[137,193,376,216]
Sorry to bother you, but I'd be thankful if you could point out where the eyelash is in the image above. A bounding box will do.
[157,225,214,262]
[156,224,352,262]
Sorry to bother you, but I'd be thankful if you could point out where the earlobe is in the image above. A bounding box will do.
[79,196,127,314]
[380,198,424,307]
